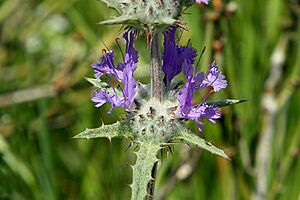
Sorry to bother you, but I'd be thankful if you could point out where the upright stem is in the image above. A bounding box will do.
[147,162,158,200]
[150,32,163,101]
[147,32,163,199]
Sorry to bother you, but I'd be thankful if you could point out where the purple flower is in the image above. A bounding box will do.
[91,32,138,111]
[179,103,221,131]
[202,63,227,92]
[195,0,209,4]
[177,63,226,130]
[177,72,194,115]
[123,32,138,65]
[92,50,124,82]
[92,89,122,108]
[122,62,137,108]
[164,29,227,131]
[162,28,197,84]
[90,27,227,132]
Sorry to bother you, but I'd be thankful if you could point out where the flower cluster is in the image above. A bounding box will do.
[90,28,227,131]
[162,28,227,131]
[91,32,138,113]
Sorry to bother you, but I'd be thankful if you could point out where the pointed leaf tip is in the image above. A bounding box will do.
[98,0,121,13]
[173,131,230,159]
[207,99,248,107]
[74,122,133,140]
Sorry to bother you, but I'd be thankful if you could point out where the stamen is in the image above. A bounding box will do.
[176,29,184,44]
[186,39,192,47]
[105,74,117,94]
[199,89,215,105]
[102,49,107,54]
[195,46,206,74]
[192,99,197,105]
[117,84,122,90]
[115,38,125,62]
[96,33,110,51]
[208,61,220,86]
[117,84,126,102]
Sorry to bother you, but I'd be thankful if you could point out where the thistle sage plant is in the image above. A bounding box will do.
[75,0,244,199]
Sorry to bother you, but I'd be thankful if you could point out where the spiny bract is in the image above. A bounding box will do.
[129,98,183,143]
[99,0,196,31]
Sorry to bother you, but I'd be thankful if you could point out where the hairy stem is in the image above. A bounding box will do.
[147,162,158,200]
[150,32,163,101]
[148,31,163,199]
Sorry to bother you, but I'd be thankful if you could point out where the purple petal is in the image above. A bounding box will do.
[91,31,139,112]
[123,32,138,65]
[177,103,221,131]
[177,45,197,66]
[182,60,194,78]
[162,28,177,83]
[202,105,222,123]
[202,63,227,92]
[162,28,197,83]
[122,63,137,109]
[92,50,124,81]
[194,72,205,90]
[195,0,208,4]
[177,76,194,115]
[91,89,122,108]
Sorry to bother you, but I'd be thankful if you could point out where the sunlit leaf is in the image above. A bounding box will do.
[173,131,230,159]
[74,122,133,140]
[207,99,247,107]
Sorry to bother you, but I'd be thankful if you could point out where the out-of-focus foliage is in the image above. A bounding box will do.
[0,0,299,199]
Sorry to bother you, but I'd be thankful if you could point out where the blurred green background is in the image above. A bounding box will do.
[0,0,299,199]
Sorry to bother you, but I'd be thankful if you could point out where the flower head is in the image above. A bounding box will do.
[90,28,227,132]
[162,28,197,84]
[162,28,227,131]
[176,62,225,130]
[91,32,138,111]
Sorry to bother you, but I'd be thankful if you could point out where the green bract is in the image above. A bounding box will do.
[99,0,195,31]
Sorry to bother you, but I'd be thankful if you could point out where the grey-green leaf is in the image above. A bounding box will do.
[207,99,247,107]
[99,17,138,25]
[173,131,230,159]
[98,0,121,13]
[74,122,133,140]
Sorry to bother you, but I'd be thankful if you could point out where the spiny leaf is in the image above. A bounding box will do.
[131,142,160,200]
[98,0,121,13]
[74,122,133,140]
[99,16,140,25]
[207,99,247,107]
[173,131,230,159]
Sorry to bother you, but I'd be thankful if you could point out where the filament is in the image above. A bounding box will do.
[115,38,125,62]
[195,46,206,74]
